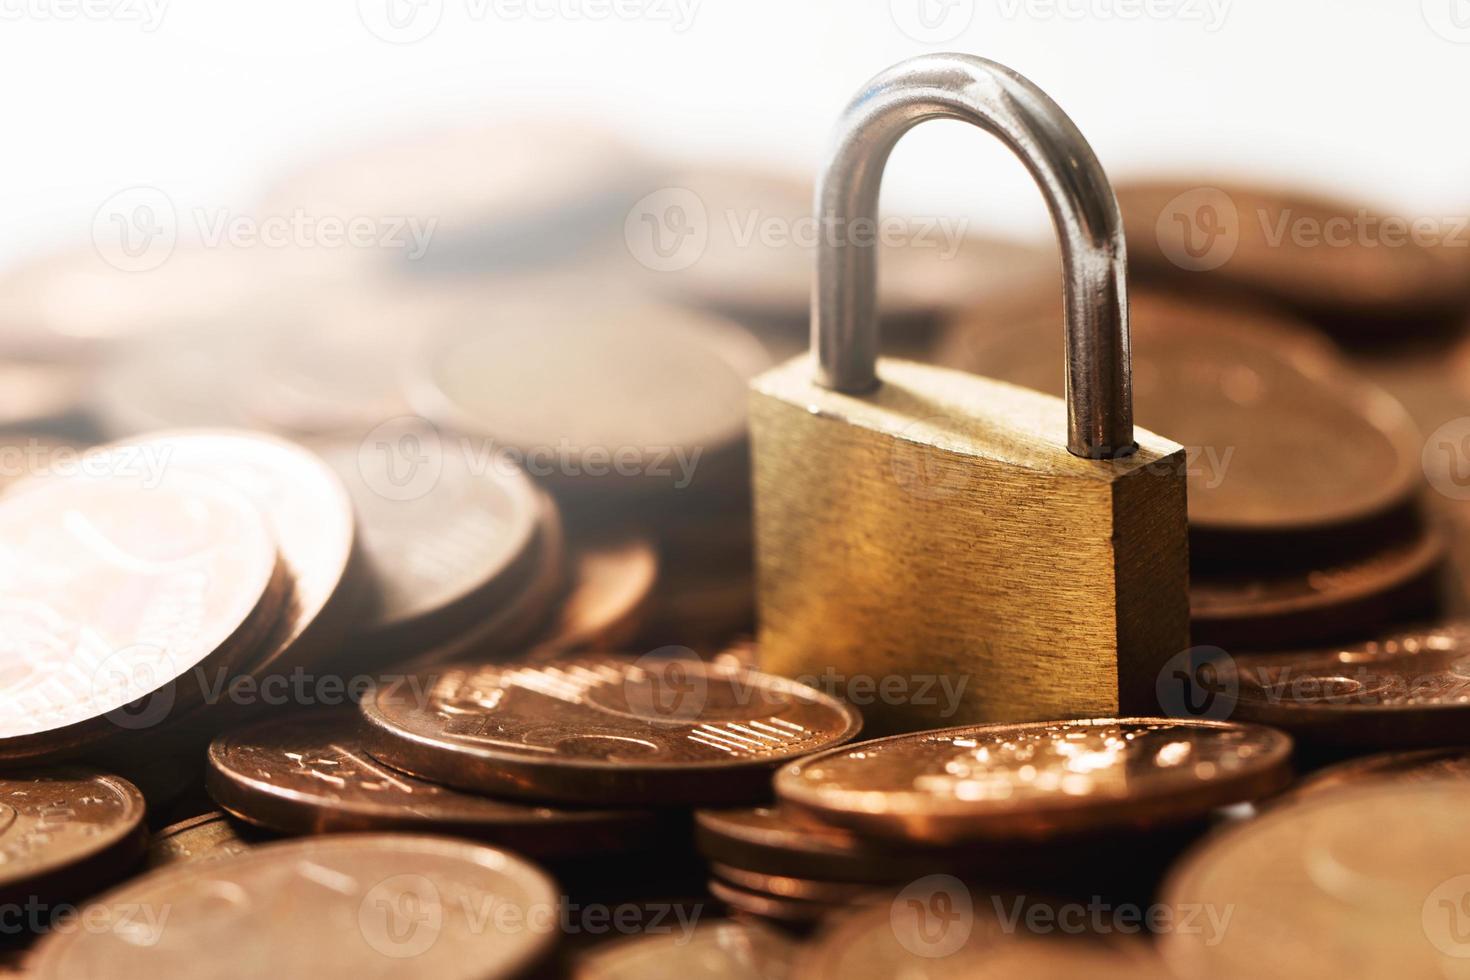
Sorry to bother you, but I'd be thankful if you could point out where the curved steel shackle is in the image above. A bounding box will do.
[812,54,1134,459]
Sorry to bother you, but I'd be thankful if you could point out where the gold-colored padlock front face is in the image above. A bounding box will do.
[751,355,1189,736]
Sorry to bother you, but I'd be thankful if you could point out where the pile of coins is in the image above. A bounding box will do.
[4,114,1470,979]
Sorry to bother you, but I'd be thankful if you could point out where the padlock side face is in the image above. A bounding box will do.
[750,356,1189,735]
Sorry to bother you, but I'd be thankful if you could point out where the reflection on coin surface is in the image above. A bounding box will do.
[943,291,1421,534]
[208,710,664,856]
[574,917,799,980]
[411,299,769,494]
[1223,624,1470,746]
[539,534,658,651]
[694,807,987,884]
[110,431,356,677]
[32,834,561,979]
[1291,748,1470,799]
[361,655,863,805]
[0,469,283,759]
[145,811,255,869]
[710,863,872,905]
[799,892,1172,980]
[775,719,1291,844]
[1190,527,1443,649]
[707,878,837,925]
[1159,781,1470,980]
[323,434,543,652]
[0,770,146,902]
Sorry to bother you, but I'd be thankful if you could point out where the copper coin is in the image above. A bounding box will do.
[797,892,1173,980]
[361,654,863,805]
[942,290,1422,537]
[1159,780,1470,979]
[537,533,658,652]
[775,718,1292,845]
[207,710,664,856]
[1191,526,1445,649]
[1221,623,1470,746]
[144,811,256,870]
[694,807,989,885]
[409,295,770,496]
[0,770,146,903]
[413,489,568,666]
[706,878,839,926]
[1117,179,1470,331]
[573,917,799,980]
[108,431,357,679]
[709,863,873,905]
[1291,748,1470,798]
[31,833,561,979]
[321,429,544,655]
[0,468,285,760]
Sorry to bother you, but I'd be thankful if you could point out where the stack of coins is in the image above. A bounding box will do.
[694,718,1292,926]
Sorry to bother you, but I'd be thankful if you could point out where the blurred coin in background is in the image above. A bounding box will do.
[145,811,257,870]
[1159,781,1470,980]
[31,834,561,979]
[320,423,549,660]
[1118,179,1470,338]
[263,119,658,275]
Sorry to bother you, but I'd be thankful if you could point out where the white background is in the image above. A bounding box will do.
[3,0,1469,266]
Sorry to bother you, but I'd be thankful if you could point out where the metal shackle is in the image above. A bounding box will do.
[812,54,1135,459]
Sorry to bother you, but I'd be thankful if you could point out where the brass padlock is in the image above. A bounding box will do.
[751,54,1189,734]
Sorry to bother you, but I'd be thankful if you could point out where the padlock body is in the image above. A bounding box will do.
[751,355,1189,735]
